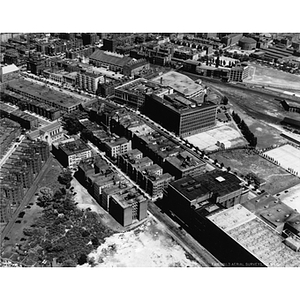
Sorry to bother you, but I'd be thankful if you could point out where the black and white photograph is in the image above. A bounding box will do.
[1,1,299,299]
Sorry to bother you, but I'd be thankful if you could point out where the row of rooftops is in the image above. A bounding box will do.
[0,101,38,122]
[6,79,82,109]
[4,89,60,113]
[243,193,300,234]
[78,156,147,208]
[0,139,48,181]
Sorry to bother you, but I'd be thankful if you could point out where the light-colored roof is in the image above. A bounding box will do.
[152,71,204,97]
[1,64,19,74]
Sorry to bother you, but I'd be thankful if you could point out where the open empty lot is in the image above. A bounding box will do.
[245,63,300,92]
[186,124,245,151]
[210,148,300,194]
[264,144,300,175]
[85,217,200,267]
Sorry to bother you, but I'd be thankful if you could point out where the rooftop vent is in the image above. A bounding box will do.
[216,176,225,182]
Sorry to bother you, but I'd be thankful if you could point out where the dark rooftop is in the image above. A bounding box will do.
[170,170,242,202]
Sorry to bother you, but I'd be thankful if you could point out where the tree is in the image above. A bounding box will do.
[58,170,73,186]
[62,259,77,267]
[78,254,88,265]
[222,96,228,105]
[227,167,231,172]
[62,115,82,135]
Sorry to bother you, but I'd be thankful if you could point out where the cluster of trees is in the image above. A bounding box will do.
[20,177,115,267]
[232,111,257,147]
[244,172,263,188]
[62,115,82,135]
[221,96,229,105]
[58,169,73,189]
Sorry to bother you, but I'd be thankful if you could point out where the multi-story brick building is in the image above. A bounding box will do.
[77,71,103,94]
[164,151,206,180]
[52,138,92,167]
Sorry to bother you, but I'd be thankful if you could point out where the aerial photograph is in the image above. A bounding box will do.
[1,30,300,271]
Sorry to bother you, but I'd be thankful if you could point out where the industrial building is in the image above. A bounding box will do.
[144,93,217,137]
[168,170,247,210]
[114,78,169,109]
[89,49,134,72]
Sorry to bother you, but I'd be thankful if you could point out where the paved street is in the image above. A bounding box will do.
[0,135,25,168]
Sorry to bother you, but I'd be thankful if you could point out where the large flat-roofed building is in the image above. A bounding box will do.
[114,78,170,109]
[122,59,150,77]
[89,49,134,72]
[164,150,206,180]
[5,79,82,113]
[144,93,217,137]
[259,202,297,234]
[196,63,252,82]
[168,170,246,210]
[152,71,204,99]
[52,138,92,167]
[0,64,19,83]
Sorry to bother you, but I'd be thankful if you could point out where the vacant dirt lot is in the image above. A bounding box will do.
[245,63,300,92]
[85,216,201,267]
[210,148,300,194]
